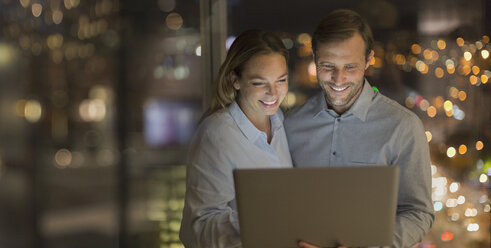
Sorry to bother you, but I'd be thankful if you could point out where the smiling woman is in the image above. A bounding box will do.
[179,29,293,248]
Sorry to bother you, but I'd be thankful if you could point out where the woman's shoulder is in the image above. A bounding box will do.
[195,108,237,140]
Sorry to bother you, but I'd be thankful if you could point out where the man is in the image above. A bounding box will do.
[284,9,435,248]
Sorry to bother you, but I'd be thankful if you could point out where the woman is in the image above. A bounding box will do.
[179,30,293,247]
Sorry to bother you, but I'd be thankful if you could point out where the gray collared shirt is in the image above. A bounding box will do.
[284,81,434,248]
[180,101,293,248]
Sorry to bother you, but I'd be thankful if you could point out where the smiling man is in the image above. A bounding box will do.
[284,9,434,248]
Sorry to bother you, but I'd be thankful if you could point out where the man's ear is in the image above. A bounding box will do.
[365,50,375,70]
[230,72,240,90]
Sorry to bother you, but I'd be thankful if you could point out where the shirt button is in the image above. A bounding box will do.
[336,118,341,122]
[332,151,336,155]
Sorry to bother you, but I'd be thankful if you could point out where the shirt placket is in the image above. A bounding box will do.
[329,113,340,166]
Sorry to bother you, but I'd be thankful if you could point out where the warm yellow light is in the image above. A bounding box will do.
[449,87,459,98]
[24,100,42,123]
[52,10,63,24]
[31,3,42,17]
[445,109,453,117]
[425,131,432,142]
[19,0,30,8]
[431,50,439,60]
[55,148,72,168]
[472,66,480,75]
[297,33,312,45]
[469,75,478,85]
[166,12,183,31]
[423,49,432,60]
[458,91,467,101]
[427,106,437,118]
[420,99,429,111]
[443,100,453,111]
[447,147,456,158]
[482,50,490,59]
[394,54,406,65]
[437,40,446,50]
[411,44,421,54]
[456,37,465,46]
[458,145,467,154]
[434,96,444,109]
[464,51,472,61]
[281,92,297,108]
[435,67,444,78]
[447,65,455,74]
[476,141,484,150]
[481,75,488,84]
[460,65,471,76]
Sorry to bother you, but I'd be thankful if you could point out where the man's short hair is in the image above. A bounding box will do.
[312,9,374,59]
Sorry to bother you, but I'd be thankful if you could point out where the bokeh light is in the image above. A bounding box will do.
[447,147,456,158]
[427,106,437,117]
[31,3,42,17]
[456,37,464,46]
[411,44,421,54]
[55,148,72,168]
[475,141,484,150]
[464,51,472,61]
[482,50,489,59]
[25,100,42,123]
[458,144,467,154]
[425,131,432,142]
[166,12,183,30]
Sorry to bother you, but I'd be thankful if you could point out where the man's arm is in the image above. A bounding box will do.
[391,115,435,248]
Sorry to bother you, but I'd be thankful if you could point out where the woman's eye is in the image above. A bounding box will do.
[251,82,264,86]
[277,78,287,83]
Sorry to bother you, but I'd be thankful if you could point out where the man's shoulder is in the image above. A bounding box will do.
[372,93,420,122]
[285,92,322,122]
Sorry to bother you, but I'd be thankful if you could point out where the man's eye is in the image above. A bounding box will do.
[323,65,334,70]
[277,78,287,83]
[251,82,264,86]
[346,65,356,70]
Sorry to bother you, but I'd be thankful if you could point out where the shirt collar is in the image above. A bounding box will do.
[347,79,376,122]
[312,79,376,121]
[228,101,282,142]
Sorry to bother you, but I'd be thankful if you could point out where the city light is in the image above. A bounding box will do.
[482,50,489,59]
[425,131,432,142]
[54,148,72,168]
[476,141,484,150]
[24,100,42,123]
[479,174,488,183]
[456,37,464,46]
[433,201,443,211]
[446,147,456,158]
[457,195,465,204]
[449,182,459,192]
[458,144,467,154]
[467,223,479,232]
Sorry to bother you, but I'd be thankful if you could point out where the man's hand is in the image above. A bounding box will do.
[297,240,350,248]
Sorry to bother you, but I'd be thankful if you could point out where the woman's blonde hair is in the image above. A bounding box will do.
[207,29,288,115]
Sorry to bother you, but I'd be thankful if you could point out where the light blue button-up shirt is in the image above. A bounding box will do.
[284,81,434,248]
[180,101,293,248]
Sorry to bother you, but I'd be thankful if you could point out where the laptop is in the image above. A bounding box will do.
[233,166,399,248]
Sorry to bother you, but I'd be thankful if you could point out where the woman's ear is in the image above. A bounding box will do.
[230,72,240,90]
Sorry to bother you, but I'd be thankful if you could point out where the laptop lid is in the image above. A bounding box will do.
[233,166,399,248]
